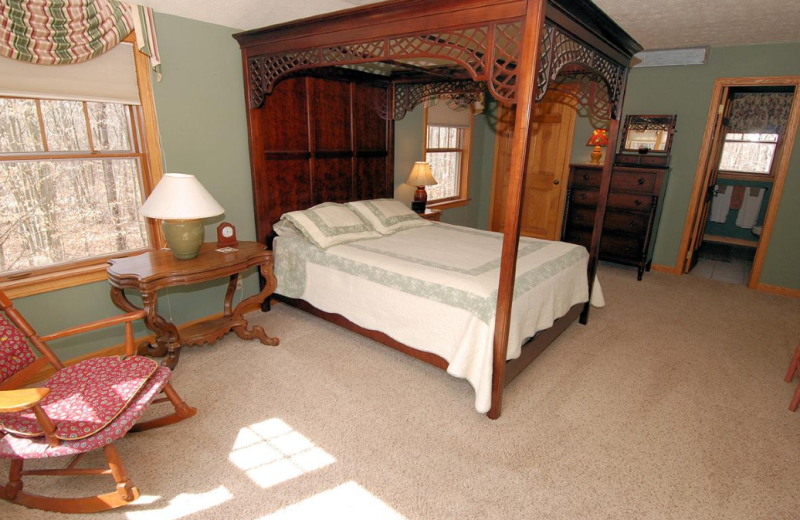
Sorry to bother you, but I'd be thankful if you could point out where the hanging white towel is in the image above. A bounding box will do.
[709,184,732,223]
[735,187,766,229]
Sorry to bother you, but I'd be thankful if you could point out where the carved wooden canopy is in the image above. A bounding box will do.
[236,0,641,121]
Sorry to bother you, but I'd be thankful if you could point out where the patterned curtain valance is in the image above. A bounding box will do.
[0,0,160,77]
[0,0,133,65]
[728,92,794,135]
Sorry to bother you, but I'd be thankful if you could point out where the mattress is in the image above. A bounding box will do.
[274,222,604,412]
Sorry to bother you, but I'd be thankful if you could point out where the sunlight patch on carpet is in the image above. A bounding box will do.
[257,481,407,519]
[229,418,336,489]
[126,486,233,520]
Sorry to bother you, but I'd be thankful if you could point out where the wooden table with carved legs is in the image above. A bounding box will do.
[107,241,279,369]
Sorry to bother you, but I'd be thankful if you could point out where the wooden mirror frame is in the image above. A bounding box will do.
[619,114,677,155]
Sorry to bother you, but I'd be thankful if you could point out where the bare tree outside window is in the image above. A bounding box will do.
[0,97,149,274]
[719,132,779,175]
[425,125,465,201]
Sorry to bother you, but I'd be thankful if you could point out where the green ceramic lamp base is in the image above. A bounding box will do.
[162,219,204,259]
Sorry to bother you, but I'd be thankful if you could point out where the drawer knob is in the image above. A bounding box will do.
[576,214,584,221]
[579,194,587,200]
[634,199,642,206]
[582,174,590,180]
[637,178,646,185]
[629,221,637,228]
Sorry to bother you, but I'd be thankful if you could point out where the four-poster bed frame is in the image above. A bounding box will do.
[234,0,641,419]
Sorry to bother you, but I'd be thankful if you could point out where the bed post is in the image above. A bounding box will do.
[580,70,629,325]
[487,0,547,420]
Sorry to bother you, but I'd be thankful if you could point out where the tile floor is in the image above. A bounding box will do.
[688,242,755,285]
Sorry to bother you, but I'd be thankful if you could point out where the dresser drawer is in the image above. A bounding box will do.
[567,206,595,229]
[599,233,644,260]
[604,210,650,235]
[611,170,656,193]
[570,167,602,189]
[572,189,653,212]
[563,228,592,250]
[570,188,598,207]
[608,192,653,212]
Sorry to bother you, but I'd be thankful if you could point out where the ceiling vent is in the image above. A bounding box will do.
[632,47,708,68]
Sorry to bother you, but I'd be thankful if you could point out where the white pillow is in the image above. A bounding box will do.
[346,199,432,235]
[281,202,381,249]
[272,219,300,236]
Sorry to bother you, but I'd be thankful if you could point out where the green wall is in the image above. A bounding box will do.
[13,14,256,360]
[621,43,800,289]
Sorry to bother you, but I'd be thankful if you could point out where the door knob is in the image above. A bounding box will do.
[553,179,560,185]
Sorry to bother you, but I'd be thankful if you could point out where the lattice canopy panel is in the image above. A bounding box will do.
[247,20,524,109]
[393,80,486,120]
[536,22,626,119]
[247,18,627,121]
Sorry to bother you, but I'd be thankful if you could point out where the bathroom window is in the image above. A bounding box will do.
[718,133,779,176]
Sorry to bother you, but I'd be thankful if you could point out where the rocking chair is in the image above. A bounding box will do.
[0,289,196,513]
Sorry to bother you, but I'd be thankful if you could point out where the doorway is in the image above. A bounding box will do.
[488,90,577,240]
[678,76,800,288]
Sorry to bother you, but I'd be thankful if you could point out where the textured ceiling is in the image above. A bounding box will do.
[136,0,800,50]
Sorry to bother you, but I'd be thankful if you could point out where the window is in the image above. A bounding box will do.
[425,125,466,201]
[423,105,473,207]
[0,36,163,298]
[718,132,779,176]
[0,97,150,274]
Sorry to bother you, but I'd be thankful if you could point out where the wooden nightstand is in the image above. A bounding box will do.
[420,208,442,221]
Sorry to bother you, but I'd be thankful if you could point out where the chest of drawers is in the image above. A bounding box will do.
[561,163,670,280]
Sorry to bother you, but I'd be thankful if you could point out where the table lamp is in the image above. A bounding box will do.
[587,128,609,165]
[405,161,437,213]
[139,173,224,259]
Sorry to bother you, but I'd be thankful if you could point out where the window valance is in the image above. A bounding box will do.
[0,0,160,77]
[728,92,794,135]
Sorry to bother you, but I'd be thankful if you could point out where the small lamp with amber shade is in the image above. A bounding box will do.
[586,128,609,165]
[139,173,224,260]
[405,161,438,213]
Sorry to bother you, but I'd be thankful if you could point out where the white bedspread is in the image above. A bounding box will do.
[274,223,603,413]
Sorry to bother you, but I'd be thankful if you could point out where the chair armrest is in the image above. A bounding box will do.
[41,310,147,342]
[0,388,50,413]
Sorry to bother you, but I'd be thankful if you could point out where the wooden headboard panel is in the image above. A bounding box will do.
[245,74,394,245]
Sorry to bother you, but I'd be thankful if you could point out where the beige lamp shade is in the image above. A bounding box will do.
[139,173,224,220]
[405,162,437,187]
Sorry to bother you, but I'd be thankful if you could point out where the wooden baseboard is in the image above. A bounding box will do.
[650,264,679,275]
[755,283,800,299]
[29,301,266,384]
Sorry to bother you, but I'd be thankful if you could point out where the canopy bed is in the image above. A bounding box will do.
[233,0,642,418]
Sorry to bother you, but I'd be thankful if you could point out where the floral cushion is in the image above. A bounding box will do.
[0,366,172,460]
[0,356,158,440]
[0,312,35,384]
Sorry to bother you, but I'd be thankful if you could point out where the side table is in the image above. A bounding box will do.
[107,241,279,369]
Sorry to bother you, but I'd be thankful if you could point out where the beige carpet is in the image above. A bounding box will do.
[3,264,800,519]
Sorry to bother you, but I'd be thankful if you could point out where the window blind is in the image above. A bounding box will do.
[0,42,140,105]
[427,101,471,127]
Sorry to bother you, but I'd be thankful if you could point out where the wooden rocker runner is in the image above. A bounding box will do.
[0,289,197,513]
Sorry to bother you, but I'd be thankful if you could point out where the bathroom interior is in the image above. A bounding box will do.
[692,178,770,285]
[688,85,793,285]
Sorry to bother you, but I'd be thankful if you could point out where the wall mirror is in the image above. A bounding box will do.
[619,114,677,155]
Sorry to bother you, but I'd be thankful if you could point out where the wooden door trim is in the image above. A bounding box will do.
[675,76,800,290]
